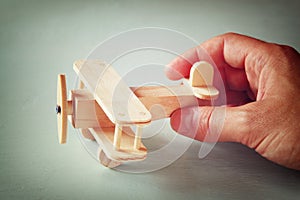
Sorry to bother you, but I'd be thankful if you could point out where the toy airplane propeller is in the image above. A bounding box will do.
[56,60,219,168]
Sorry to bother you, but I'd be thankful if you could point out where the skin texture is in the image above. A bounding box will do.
[166,33,300,170]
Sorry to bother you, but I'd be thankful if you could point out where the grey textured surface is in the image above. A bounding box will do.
[0,0,300,199]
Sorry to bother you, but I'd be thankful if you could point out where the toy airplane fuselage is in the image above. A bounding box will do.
[56,60,219,168]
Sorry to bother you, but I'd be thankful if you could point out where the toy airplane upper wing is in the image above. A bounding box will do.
[73,60,151,125]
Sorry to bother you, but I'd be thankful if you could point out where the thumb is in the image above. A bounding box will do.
[170,106,248,143]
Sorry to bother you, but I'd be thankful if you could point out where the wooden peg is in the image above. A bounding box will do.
[113,124,123,150]
[89,127,147,162]
[133,126,143,150]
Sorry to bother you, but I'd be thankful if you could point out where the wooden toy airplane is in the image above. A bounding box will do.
[56,60,219,168]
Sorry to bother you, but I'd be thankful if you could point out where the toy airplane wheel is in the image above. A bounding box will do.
[56,74,68,144]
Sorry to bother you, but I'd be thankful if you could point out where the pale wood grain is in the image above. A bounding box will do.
[70,89,114,128]
[73,60,151,125]
[89,127,147,162]
[57,74,68,144]
[189,61,219,100]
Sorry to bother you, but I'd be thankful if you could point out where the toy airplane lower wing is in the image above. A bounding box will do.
[56,60,219,168]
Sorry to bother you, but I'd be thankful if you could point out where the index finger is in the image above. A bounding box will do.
[166,32,268,81]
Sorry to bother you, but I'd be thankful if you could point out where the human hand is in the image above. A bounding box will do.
[166,33,300,170]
